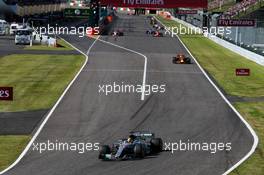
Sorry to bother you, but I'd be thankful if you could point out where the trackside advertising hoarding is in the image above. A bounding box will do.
[176,10,198,14]
[100,0,207,8]
[0,87,13,101]
[236,69,250,76]
[217,19,256,27]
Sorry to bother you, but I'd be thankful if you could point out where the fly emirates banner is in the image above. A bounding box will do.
[100,0,208,8]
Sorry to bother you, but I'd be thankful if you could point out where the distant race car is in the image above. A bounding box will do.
[98,131,163,161]
[172,54,192,64]
[146,29,156,35]
[146,30,163,37]
[159,26,165,30]
[150,18,157,25]
[153,24,164,31]
[153,31,163,37]
[111,30,124,36]
[153,24,159,29]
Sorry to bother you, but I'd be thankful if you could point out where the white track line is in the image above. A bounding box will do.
[0,36,100,175]
[96,37,148,101]
[154,16,258,175]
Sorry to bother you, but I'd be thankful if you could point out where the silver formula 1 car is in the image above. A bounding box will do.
[98,131,163,160]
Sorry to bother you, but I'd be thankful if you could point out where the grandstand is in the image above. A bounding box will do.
[208,0,264,19]
[222,0,259,18]
[3,0,67,5]
[208,0,235,11]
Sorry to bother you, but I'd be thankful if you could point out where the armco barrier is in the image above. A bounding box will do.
[169,16,264,66]
[207,33,264,66]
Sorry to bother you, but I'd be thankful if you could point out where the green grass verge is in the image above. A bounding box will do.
[0,135,30,171]
[24,39,74,51]
[230,102,264,175]
[157,16,264,97]
[0,54,85,112]
[181,36,264,97]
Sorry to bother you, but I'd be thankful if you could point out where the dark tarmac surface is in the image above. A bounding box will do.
[3,14,254,175]
[0,110,49,135]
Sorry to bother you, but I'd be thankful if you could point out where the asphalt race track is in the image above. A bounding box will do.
[4,13,254,175]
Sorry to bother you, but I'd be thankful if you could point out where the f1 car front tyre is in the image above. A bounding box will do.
[99,145,111,159]
[134,144,145,158]
[151,138,163,153]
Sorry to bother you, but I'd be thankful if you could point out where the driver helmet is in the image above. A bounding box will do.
[127,135,136,143]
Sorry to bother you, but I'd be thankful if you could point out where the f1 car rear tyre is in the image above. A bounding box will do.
[99,145,111,155]
[151,138,163,153]
[134,144,145,158]
[186,57,191,64]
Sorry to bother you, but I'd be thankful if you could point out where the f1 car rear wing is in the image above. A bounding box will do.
[130,131,154,137]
